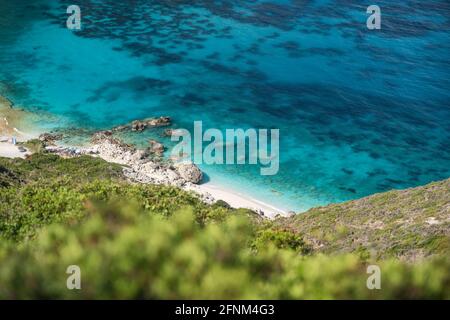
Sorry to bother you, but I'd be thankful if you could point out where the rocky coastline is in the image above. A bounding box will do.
[41,126,218,205]
[38,125,289,218]
[0,105,289,218]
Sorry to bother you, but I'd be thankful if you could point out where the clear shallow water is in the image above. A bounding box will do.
[0,0,449,211]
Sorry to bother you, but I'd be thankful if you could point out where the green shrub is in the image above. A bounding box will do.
[0,153,124,185]
[21,139,45,153]
[213,200,231,209]
[0,154,449,299]
[0,201,448,299]
[0,164,20,187]
[0,154,249,241]
[252,228,311,254]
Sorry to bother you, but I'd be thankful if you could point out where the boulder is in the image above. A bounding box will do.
[148,139,165,156]
[161,129,173,137]
[174,163,203,184]
[130,117,171,132]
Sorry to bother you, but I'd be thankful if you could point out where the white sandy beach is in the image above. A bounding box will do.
[190,183,288,218]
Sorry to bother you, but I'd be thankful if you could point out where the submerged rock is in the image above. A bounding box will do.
[161,129,173,137]
[39,133,63,145]
[91,130,113,143]
[112,125,130,132]
[174,163,203,184]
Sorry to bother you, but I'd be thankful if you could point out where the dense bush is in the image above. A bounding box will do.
[252,227,312,254]
[0,201,448,299]
[0,178,250,241]
[0,153,124,185]
[0,154,251,241]
[0,154,448,299]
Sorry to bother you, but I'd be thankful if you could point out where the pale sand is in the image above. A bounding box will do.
[189,183,289,218]
[0,142,31,159]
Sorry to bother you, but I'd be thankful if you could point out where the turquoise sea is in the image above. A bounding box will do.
[0,0,449,212]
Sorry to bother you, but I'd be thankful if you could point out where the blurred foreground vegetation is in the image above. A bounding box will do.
[0,154,449,299]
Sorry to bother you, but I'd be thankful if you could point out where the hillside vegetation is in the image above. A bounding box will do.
[0,154,448,299]
[276,179,450,261]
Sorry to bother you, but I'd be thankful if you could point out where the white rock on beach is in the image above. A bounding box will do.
[83,135,200,188]
[174,163,203,184]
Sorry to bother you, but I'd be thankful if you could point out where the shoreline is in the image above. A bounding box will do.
[91,133,290,218]
[0,97,290,218]
[189,183,288,217]
[50,135,290,219]
[0,96,36,158]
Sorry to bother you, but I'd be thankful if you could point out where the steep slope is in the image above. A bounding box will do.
[276,179,450,261]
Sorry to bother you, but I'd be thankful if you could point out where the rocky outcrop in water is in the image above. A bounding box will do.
[39,133,63,146]
[111,116,171,133]
[161,129,173,137]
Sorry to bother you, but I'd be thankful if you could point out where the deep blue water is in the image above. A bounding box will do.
[0,0,449,211]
